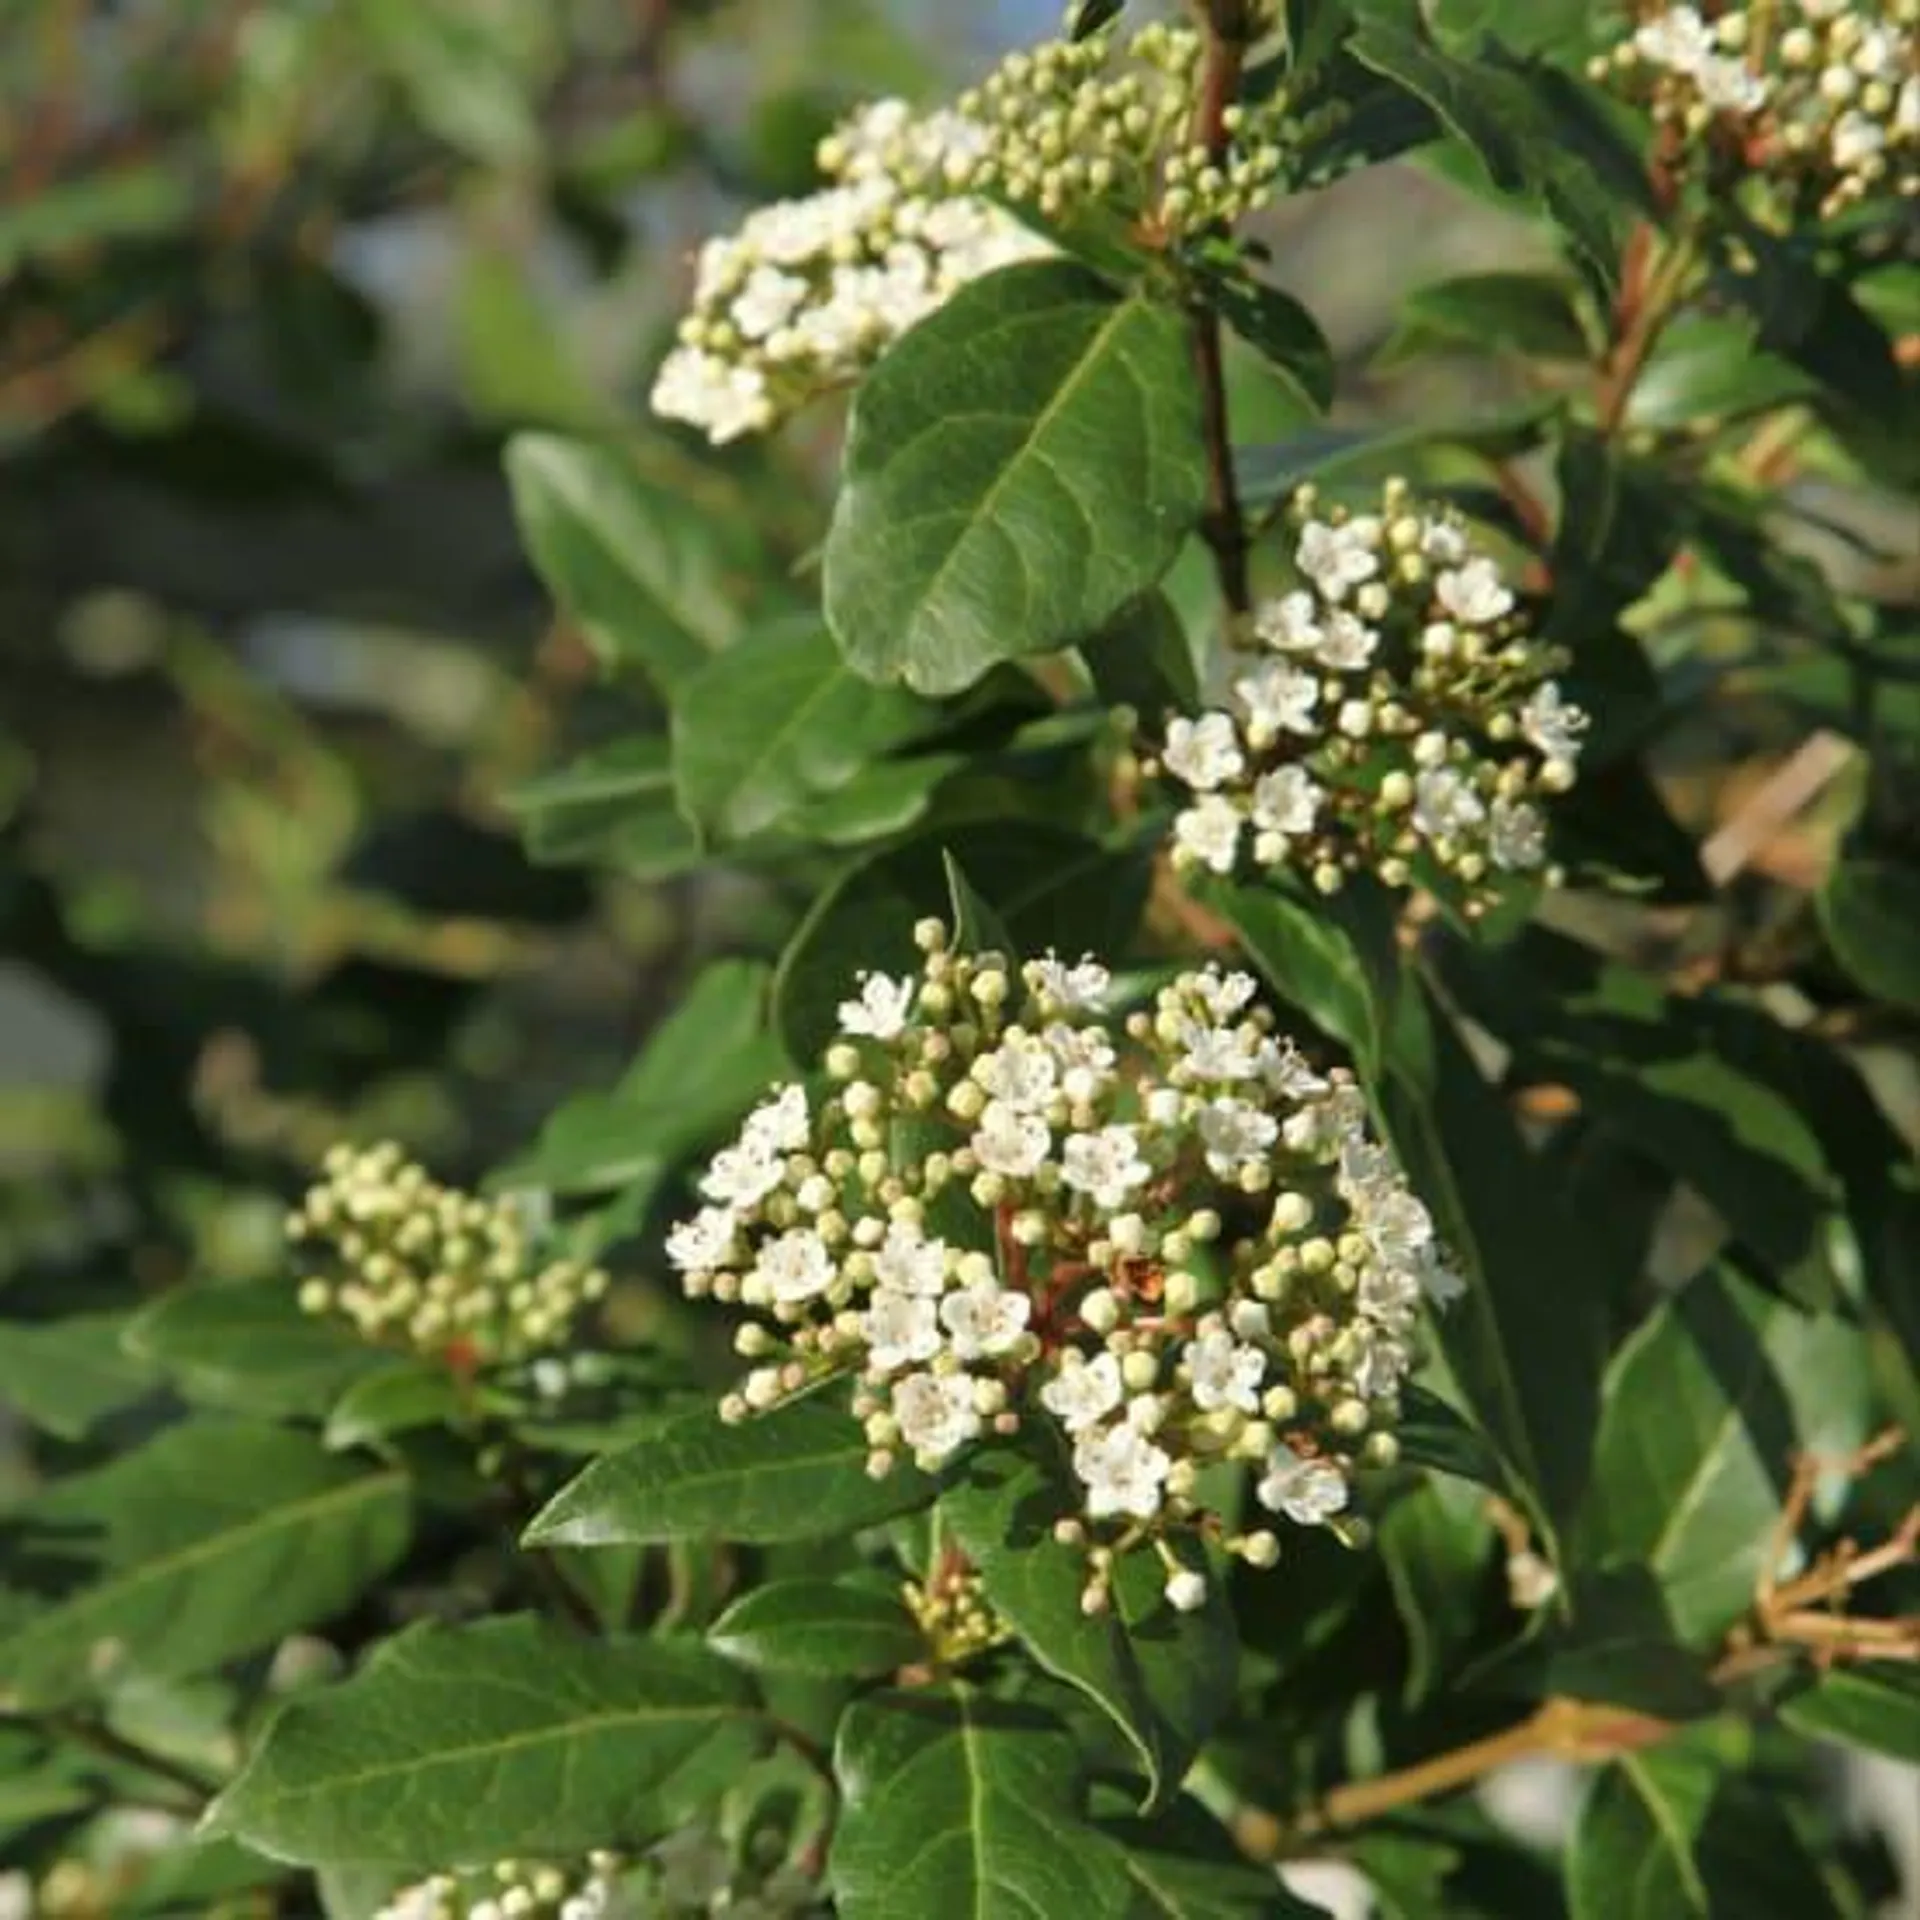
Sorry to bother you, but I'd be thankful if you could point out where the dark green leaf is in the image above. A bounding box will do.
[505,738,700,879]
[1508,1567,1720,1720]
[1780,1665,1920,1763]
[1105,1800,1326,1917]
[824,261,1207,695]
[1083,590,1201,716]
[0,1421,409,1712]
[709,1578,923,1679]
[1567,1732,1844,1920]
[1203,272,1335,411]
[324,1363,466,1451]
[1626,314,1814,430]
[773,820,1151,1063]
[206,1616,760,1868]
[831,1687,1132,1920]
[126,1284,387,1419]
[505,434,754,695]
[672,619,939,844]
[1376,1479,1494,1704]
[1070,0,1126,36]
[1819,854,1920,1013]
[523,1393,937,1547]
[0,1312,156,1440]
[940,1446,1237,1810]
[1395,1383,1508,1493]
[1576,1267,1869,1644]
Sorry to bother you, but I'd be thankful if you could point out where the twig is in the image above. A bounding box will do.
[49,1714,222,1806]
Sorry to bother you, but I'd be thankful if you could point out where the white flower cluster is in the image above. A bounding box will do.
[650,97,1050,443]
[290,1144,607,1367]
[375,1855,628,1920]
[1594,2,1918,219]
[669,921,1460,1613]
[1158,478,1585,913]
[937,15,1298,235]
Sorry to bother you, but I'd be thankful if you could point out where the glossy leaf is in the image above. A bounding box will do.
[1819,853,1920,1014]
[672,619,939,844]
[708,1578,923,1679]
[1203,271,1335,411]
[1576,1267,1869,1644]
[524,1393,937,1547]
[830,1687,1132,1920]
[824,261,1207,694]
[0,1312,156,1440]
[940,1446,1237,1810]
[323,1363,466,1451]
[0,1421,409,1711]
[505,434,752,695]
[206,1616,760,1868]
[1780,1665,1920,1763]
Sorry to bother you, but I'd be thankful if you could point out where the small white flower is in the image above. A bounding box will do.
[1044,1022,1117,1102]
[753,1228,836,1305]
[939,1283,1031,1358]
[1412,767,1487,841]
[1251,765,1322,837]
[892,1370,981,1462]
[1061,1124,1151,1209]
[1350,1327,1411,1399]
[1296,518,1380,601]
[1261,1039,1329,1102]
[1355,1187,1435,1265]
[1074,1419,1172,1521]
[1315,610,1378,671]
[972,1100,1051,1178]
[1176,1020,1260,1083]
[1185,1326,1266,1413]
[1030,954,1110,1009]
[1258,1445,1350,1524]
[666,1205,738,1274]
[743,1084,809,1153]
[1197,1097,1279,1180]
[1413,1247,1468,1306]
[839,972,916,1040]
[1232,661,1319,744]
[1695,52,1768,114]
[1434,558,1514,626]
[1420,516,1467,564]
[1633,6,1714,74]
[731,264,808,340]
[1164,1567,1208,1613]
[1520,682,1588,762]
[1185,967,1259,1021]
[702,1141,784,1210]
[1831,110,1886,170]
[1173,795,1242,874]
[1040,1350,1124,1431]
[863,1287,940,1370]
[872,1219,948,1296]
[1488,797,1547,871]
[1164,712,1245,791]
[974,1033,1059,1112]
[1254,590,1321,652]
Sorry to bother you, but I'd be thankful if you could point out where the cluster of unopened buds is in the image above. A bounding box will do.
[291,1144,608,1368]
[1594,2,1918,219]
[668,922,1461,1615]
[650,96,1049,442]
[939,14,1301,235]
[1156,478,1585,913]
[376,1855,628,1920]
[903,1562,1009,1664]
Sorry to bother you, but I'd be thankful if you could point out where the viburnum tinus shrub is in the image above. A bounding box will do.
[3,3,1917,1917]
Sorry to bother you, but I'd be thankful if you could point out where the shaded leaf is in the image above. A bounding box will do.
[1780,1665,1920,1763]
[1385,270,1591,363]
[824,261,1207,695]
[1105,1799,1326,1917]
[505,738,700,879]
[0,1422,409,1712]
[1819,853,1920,1014]
[206,1616,759,1868]
[0,1312,156,1441]
[1203,271,1335,411]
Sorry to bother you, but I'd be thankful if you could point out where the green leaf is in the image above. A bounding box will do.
[1070,0,1126,37]
[823,261,1207,695]
[1203,271,1335,411]
[352,0,539,168]
[1819,853,1920,1014]
[1780,1665,1920,1763]
[0,164,193,277]
[1567,1733,1844,1920]
[324,1363,466,1451]
[1625,314,1813,430]
[205,1616,760,1869]
[497,958,784,1196]
[1104,1801,1325,1917]
[1376,1479,1494,1704]
[504,434,754,695]
[0,1311,156,1440]
[1503,1566,1720,1721]
[773,820,1151,1063]
[1576,1267,1869,1644]
[1083,590,1201,717]
[1384,270,1592,363]
[523,1393,937,1547]
[831,1687,1132,1920]
[125,1284,386,1419]
[505,737,700,879]
[1395,1383,1508,1493]
[0,1421,409,1712]
[1350,24,1641,290]
[940,1446,1237,1810]
[672,619,940,844]
[708,1578,923,1679]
